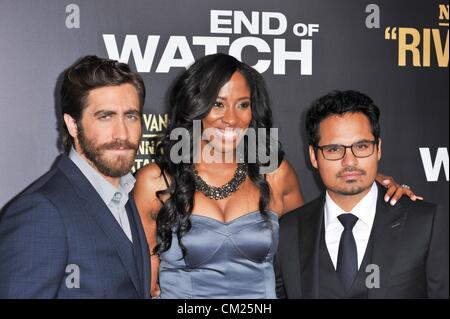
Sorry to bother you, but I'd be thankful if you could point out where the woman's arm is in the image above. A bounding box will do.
[133,163,168,298]
[266,159,305,216]
[267,160,422,217]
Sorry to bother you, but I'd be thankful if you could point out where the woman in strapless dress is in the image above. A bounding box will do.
[133,53,416,299]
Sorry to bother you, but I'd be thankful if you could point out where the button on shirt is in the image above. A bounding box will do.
[324,182,378,270]
[69,148,135,242]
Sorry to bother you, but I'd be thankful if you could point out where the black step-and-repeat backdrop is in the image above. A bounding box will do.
[1,0,448,214]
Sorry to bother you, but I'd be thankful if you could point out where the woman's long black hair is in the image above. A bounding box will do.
[154,53,284,256]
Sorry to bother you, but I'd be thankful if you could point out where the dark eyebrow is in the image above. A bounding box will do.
[94,109,141,117]
[94,110,116,117]
[125,109,141,115]
[354,139,374,143]
[321,139,374,147]
[216,96,251,101]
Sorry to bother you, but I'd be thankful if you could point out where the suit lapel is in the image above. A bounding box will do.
[279,208,302,298]
[127,197,151,298]
[299,196,324,299]
[368,186,407,299]
[57,155,142,297]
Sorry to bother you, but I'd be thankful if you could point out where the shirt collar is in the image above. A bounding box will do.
[324,182,378,230]
[68,147,135,206]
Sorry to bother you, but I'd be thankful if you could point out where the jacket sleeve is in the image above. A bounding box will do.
[274,253,287,299]
[0,193,68,298]
[426,204,449,299]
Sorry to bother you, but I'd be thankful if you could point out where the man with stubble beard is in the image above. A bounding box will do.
[0,56,150,298]
[275,90,448,299]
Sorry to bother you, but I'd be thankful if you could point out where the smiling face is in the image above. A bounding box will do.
[201,71,253,155]
[64,83,142,185]
[309,112,381,203]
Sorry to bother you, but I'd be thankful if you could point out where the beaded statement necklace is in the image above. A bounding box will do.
[193,163,248,200]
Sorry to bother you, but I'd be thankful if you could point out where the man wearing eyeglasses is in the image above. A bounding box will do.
[275,90,448,299]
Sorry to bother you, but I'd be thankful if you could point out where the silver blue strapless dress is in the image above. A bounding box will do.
[159,211,279,299]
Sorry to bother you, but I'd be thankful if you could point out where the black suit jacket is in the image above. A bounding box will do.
[275,184,449,299]
[0,155,151,298]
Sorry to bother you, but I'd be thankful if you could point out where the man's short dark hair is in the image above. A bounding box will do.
[305,90,381,147]
[60,55,145,152]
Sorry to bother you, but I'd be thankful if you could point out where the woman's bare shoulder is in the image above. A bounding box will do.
[266,159,304,214]
[133,163,170,218]
[135,163,169,190]
[266,159,297,184]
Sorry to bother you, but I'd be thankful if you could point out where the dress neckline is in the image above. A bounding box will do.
[190,210,279,225]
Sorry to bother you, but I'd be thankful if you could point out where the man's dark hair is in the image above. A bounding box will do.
[305,90,381,147]
[60,55,145,152]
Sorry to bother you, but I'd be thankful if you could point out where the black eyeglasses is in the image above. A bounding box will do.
[316,140,378,161]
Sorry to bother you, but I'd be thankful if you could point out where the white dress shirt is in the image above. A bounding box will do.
[69,147,135,242]
[324,182,378,270]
